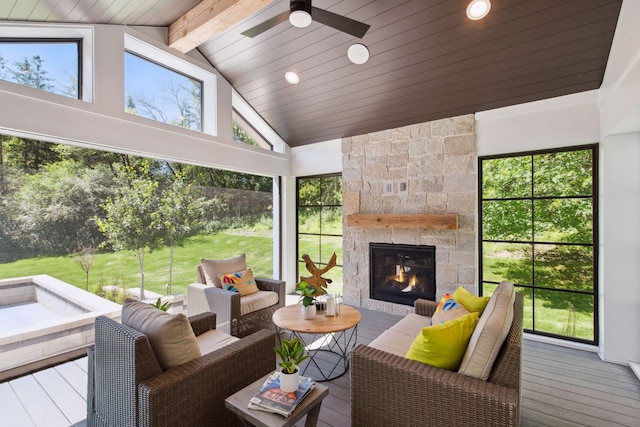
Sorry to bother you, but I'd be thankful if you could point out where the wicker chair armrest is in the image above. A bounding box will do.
[137,329,276,427]
[188,283,241,314]
[255,277,286,307]
[89,316,163,427]
[414,298,437,316]
[189,311,217,336]
[351,345,519,427]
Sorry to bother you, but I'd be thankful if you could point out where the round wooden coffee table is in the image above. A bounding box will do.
[272,304,361,381]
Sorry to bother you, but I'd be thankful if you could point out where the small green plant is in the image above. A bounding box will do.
[150,297,169,311]
[295,281,317,307]
[274,337,309,374]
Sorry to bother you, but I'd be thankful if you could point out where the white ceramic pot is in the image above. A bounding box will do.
[280,369,299,392]
[302,304,316,320]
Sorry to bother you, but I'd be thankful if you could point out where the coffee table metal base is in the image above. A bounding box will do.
[278,325,358,382]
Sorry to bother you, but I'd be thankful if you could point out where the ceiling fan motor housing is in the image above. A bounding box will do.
[290,0,312,16]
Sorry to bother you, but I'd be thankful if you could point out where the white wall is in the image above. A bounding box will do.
[599,134,640,365]
[475,90,600,156]
[291,139,343,176]
[597,0,640,366]
[599,0,640,137]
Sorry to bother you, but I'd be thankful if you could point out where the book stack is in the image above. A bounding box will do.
[248,371,315,417]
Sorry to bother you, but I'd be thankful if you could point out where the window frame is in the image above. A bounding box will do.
[0,23,93,102]
[124,34,216,136]
[232,109,273,150]
[296,173,343,289]
[478,144,599,344]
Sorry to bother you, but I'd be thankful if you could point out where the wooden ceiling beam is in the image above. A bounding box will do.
[169,0,274,53]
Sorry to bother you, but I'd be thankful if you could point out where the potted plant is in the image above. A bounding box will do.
[296,281,317,319]
[274,337,309,392]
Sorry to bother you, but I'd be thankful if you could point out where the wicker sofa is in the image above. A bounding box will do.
[351,286,523,427]
[87,309,276,427]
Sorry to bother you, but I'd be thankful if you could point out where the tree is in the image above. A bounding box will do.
[2,134,60,171]
[127,79,201,131]
[75,247,96,290]
[157,176,213,293]
[233,122,258,147]
[96,161,162,301]
[9,55,54,92]
[0,53,6,78]
[8,160,114,255]
[481,151,593,243]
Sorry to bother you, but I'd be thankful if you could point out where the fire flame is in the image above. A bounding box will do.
[409,275,417,288]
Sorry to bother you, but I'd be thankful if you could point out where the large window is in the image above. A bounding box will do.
[0,134,274,300]
[233,110,272,150]
[125,52,202,131]
[479,145,598,343]
[0,39,81,98]
[124,34,216,135]
[297,174,343,294]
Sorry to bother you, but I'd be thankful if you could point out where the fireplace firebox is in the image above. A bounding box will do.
[370,243,436,306]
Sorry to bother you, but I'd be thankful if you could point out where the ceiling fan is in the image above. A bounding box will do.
[241,0,370,39]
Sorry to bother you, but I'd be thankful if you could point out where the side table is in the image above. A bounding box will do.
[272,304,361,381]
[225,372,329,427]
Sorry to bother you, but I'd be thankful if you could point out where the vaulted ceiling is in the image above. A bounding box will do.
[0,0,624,147]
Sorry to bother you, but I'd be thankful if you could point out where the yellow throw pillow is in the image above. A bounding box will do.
[453,286,490,314]
[218,268,260,296]
[405,311,479,371]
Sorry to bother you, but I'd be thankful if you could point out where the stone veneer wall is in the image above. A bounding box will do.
[342,114,477,315]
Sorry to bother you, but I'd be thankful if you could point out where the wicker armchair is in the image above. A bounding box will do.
[188,264,285,337]
[351,294,523,427]
[87,312,276,427]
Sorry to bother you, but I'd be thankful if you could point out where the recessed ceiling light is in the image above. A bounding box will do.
[347,43,370,65]
[466,0,491,20]
[285,71,300,84]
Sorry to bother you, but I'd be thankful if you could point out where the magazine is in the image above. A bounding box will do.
[248,371,315,417]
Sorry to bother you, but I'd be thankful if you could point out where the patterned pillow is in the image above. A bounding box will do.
[200,254,247,288]
[218,268,259,296]
[432,293,470,325]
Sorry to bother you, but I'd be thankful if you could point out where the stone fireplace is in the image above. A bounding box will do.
[342,114,477,315]
[369,242,436,306]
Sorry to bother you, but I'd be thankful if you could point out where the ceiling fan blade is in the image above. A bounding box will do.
[311,7,370,39]
[241,11,289,38]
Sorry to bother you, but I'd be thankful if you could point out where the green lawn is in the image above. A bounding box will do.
[482,242,595,341]
[0,230,274,297]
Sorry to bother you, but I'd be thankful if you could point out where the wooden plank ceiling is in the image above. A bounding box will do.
[0,0,624,147]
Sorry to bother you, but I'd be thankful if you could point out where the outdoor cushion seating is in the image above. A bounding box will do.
[187,253,285,337]
[86,299,276,427]
[351,281,523,427]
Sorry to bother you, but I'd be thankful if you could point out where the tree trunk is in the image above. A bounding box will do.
[137,247,145,301]
[168,245,174,295]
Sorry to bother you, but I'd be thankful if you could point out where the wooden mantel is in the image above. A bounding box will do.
[346,213,458,230]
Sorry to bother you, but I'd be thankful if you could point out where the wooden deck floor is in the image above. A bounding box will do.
[1,306,639,427]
